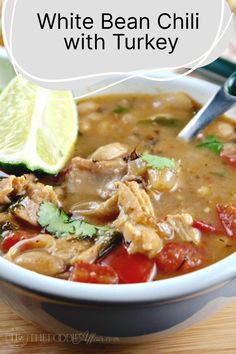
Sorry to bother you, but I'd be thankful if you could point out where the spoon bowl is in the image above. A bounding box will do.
[178,71,236,141]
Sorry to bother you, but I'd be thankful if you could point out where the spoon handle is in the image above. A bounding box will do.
[178,86,236,141]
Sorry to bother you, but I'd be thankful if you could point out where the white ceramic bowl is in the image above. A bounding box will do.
[1,49,236,343]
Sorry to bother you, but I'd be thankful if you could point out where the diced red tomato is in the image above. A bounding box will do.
[100,243,156,284]
[220,144,236,169]
[1,230,37,252]
[192,220,218,234]
[216,203,236,237]
[155,242,203,273]
[69,261,119,284]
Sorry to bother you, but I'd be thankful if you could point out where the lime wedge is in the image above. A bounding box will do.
[0,76,78,174]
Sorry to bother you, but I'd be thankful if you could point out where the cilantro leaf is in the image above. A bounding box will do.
[141,153,176,170]
[196,136,223,155]
[113,106,129,114]
[38,202,108,239]
[210,171,227,177]
[153,117,179,127]
[140,116,179,127]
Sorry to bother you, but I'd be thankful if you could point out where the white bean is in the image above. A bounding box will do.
[78,101,99,115]
[14,251,66,276]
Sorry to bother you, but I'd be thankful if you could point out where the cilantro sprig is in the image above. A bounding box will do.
[196,136,223,155]
[38,202,108,239]
[141,153,176,170]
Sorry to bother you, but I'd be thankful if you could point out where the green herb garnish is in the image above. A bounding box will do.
[154,117,179,127]
[38,202,108,239]
[141,153,176,170]
[196,136,223,155]
[210,171,227,177]
[113,106,129,114]
[140,116,179,127]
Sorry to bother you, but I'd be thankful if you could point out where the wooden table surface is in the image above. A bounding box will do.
[0,299,236,354]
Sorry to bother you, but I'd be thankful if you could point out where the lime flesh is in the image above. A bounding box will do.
[0,76,78,174]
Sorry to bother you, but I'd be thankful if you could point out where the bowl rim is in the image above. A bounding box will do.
[0,251,235,304]
[0,48,236,304]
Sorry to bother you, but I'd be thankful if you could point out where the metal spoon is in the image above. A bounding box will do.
[178,71,236,141]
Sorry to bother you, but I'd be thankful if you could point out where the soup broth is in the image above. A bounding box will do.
[1,92,236,284]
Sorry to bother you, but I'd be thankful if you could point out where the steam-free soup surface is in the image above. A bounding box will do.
[1,92,236,284]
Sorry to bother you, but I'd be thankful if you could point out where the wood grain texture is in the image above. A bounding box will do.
[0,299,236,354]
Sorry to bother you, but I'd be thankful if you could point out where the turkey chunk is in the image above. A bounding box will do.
[114,181,163,258]
[165,213,201,244]
[71,194,119,221]
[0,174,60,226]
[26,181,59,205]
[0,174,59,206]
[13,197,39,226]
[13,180,60,226]
[0,175,29,204]
[117,180,155,216]
[65,157,127,200]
